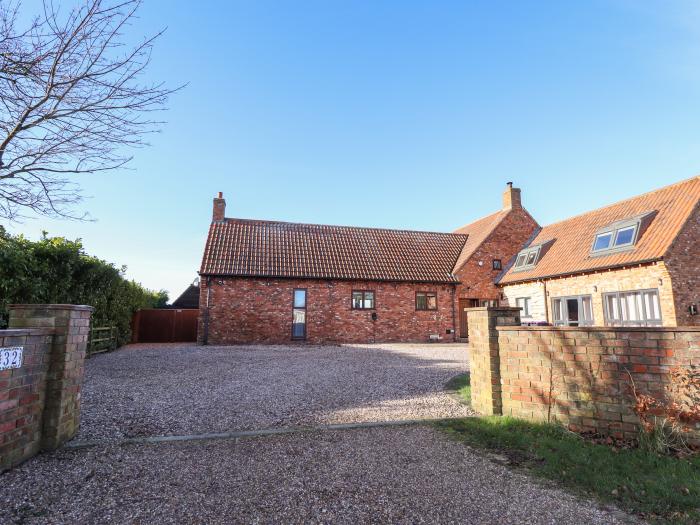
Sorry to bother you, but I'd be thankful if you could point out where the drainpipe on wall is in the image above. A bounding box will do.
[203,276,212,345]
[542,280,550,324]
[451,285,457,342]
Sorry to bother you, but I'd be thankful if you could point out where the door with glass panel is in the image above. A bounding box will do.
[603,289,662,327]
[551,295,594,326]
[292,289,307,340]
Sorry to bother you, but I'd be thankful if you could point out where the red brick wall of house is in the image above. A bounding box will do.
[198,277,457,345]
[665,202,700,326]
[454,209,539,303]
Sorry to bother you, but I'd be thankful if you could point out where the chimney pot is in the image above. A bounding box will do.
[213,192,226,222]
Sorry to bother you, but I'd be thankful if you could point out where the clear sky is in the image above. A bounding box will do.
[8,0,700,301]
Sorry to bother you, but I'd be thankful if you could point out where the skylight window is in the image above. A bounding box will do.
[513,245,542,271]
[590,216,645,256]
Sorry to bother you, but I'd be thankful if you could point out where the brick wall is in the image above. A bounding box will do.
[455,208,539,303]
[501,261,676,326]
[0,304,93,472]
[199,277,457,345]
[665,202,700,326]
[467,307,700,440]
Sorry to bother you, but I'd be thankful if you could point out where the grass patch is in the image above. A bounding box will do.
[436,417,700,523]
[445,373,471,404]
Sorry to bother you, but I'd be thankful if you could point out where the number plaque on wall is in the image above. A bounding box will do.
[0,347,23,371]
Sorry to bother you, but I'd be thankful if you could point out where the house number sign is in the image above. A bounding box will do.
[0,346,23,371]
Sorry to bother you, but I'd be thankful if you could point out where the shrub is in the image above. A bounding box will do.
[0,226,167,346]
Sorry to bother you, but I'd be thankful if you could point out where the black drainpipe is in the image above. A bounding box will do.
[203,276,212,345]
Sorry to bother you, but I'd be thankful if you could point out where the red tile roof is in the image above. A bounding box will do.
[499,176,700,284]
[452,210,510,269]
[200,218,468,283]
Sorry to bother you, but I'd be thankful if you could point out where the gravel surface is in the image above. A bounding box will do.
[78,343,476,441]
[0,425,633,524]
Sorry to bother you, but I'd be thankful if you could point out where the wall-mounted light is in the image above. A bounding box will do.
[658,278,663,286]
[690,304,698,316]
[593,285,598,292]
[478,261,483,267]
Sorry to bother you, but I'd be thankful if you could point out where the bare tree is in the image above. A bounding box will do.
[0,0,180,220]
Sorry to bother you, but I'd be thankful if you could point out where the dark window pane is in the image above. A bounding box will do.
[427,294,437,310]
[292,309,306,338]
[293,289,306,308]
[593,232,612,251]
[614,227,635,246]
[416,293,427,310]
[492,259,502,270]
[526,251,537,265]
[515,254,526,267]
[364,292,375,309]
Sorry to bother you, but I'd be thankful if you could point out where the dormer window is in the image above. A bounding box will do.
[590,213,654,256]
[513,245,542,271]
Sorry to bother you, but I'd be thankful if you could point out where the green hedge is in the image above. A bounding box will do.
[0,226,167,346]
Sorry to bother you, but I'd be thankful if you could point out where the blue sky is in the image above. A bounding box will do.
[8,0,700,300]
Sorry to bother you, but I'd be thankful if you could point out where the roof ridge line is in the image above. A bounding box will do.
[538,175,700,230]
[222,217,468,238]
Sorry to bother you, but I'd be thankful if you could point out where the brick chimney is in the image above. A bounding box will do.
[502,182,522,210]
[212,192,226,222]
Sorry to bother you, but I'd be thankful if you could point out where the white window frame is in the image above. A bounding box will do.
[515,297,531,318]
[603,289,662,327]
[513,245,542,271]
[551,295,594,327]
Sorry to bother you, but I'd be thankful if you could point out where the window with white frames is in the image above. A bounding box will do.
[513,245,542,271]
[515,297,531,317]
[603,289,662,327]
[551,295,594,326]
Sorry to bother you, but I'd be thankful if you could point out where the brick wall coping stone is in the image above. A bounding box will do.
[495,325,700,333]
[8,304,94,311]
[0,328,56,336]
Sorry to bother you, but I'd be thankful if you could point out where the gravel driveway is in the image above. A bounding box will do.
[77,343,476,441]
[0,426,630,524]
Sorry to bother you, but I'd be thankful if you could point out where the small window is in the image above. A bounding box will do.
[515,297,531,317]
[292,289,307,340]
[293,289,306,308]
[416,291,437,311]
[492,259,502,270]
[513,245,542,270]
[593,232,613,251]
[613,226,636,247]
[352,290,375,310]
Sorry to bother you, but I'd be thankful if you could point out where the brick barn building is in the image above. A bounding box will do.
[198,185,538,344]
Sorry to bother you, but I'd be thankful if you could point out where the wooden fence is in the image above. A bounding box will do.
[131,309,198,343]
[88,326,117,355]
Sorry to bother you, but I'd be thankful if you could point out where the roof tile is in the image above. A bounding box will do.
[200,219,468,283]
[499,176,700,284]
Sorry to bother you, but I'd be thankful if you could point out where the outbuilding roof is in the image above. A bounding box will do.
[200,218,468,283]
[499,176,700,284]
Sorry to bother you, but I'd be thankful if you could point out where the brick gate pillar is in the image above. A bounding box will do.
[8,304,94,449]
[465,307,521,416]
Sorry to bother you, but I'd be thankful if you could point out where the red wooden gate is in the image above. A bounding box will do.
[131,309,198,343]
